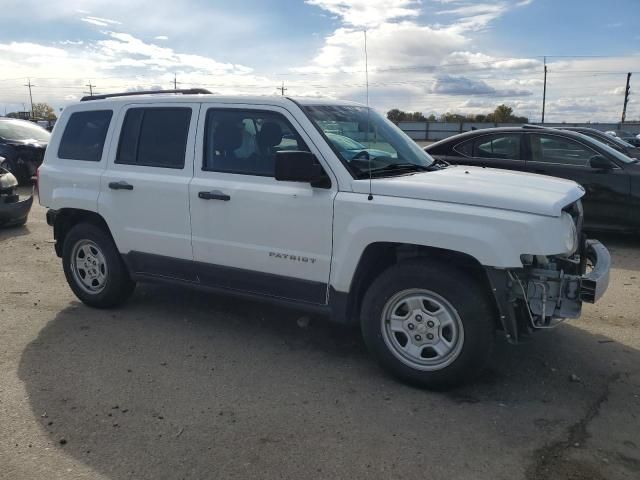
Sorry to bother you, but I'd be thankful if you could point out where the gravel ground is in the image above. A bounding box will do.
[1,189,639,480]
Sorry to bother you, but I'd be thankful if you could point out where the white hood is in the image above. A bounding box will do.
[352,165,585,217]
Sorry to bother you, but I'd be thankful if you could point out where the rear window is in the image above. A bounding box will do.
[116,108,191,169]
[58,110,112,161]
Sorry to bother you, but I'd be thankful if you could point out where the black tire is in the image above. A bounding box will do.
[62,223,135,308]
[361,260,495,389]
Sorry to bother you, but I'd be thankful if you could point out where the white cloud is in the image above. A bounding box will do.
[431,74,532,97]
[305,0,420,27]
[80,16,122,27]
[0,0,637,123]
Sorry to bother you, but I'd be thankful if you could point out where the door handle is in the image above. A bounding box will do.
[108,181,134,190]
[198,190,230,201]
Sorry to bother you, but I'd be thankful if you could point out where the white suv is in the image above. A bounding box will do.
[39,89,610,388]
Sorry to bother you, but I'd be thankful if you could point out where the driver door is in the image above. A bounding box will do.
[189,104,337,304]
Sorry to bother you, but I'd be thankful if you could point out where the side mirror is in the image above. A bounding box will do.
[589,155,613,170]
[275,151,327,186]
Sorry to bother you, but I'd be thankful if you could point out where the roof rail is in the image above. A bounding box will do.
[80,88,212,102]
[522,124,547,130]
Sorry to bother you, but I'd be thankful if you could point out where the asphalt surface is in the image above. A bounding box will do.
[1,189,639,480]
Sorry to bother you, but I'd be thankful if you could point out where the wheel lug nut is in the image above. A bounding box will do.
[427,333,434,340]
[407,323,415,330]
[414,334,422,341]
[427,321,435,327]
[415,315,422,322]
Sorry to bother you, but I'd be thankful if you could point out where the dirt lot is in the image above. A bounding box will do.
[1,190,639,480]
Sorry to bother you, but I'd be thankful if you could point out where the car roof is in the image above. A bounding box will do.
[560,126,606,134]
[427,125,591,149]
[68,93,363,109]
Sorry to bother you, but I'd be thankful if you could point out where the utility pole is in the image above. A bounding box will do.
[85,81,96,96]
[174,73,178,90]
[24,78,35,119]
[621,72,632,124]
[541,57,547,124]
[277,81,287,96]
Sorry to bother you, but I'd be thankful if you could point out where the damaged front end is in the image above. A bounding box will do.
[486,202,611,343]
[0,165,33,227]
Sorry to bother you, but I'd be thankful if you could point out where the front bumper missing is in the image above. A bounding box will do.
[486,238,611,343]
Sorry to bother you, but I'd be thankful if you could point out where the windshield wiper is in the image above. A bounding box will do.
[367,163,432,177]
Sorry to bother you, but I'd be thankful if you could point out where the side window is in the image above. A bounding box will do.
[203,109,309,176]
[529,134,594,166]
[58,110,113,161]
[474,134,521,160]
[116,107,191,169]
[453,140,473,157]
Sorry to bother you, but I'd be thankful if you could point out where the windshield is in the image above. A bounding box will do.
[577,133,637,164]
[595,132,634,149]
[303,105,434,177]
[0,119,50,143]
[576,129,634,149]
[326,132,365,151]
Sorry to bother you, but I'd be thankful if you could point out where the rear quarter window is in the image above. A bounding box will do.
[57,110,113,161]
[453,140,473,157]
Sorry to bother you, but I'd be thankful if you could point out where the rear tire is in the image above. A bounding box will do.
[62,223,135,308]
[361,260,495,389]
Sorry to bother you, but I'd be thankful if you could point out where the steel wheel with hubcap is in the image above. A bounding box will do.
[62,223,136,308]
[361,260,495,389]
[71,239,108,294]
[381,289,464,371]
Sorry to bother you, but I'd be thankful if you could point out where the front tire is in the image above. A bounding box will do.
[62,223,135,308]
[361,260,495,389]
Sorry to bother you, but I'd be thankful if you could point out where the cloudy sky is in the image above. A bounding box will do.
[0,0,639,121]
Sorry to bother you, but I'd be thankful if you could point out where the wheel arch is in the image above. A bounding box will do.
[51,208,115,257]
[331,242,500,327]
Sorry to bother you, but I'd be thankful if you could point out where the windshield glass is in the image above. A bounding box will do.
[303,105,434,177]
[579,130,634,149]
[578,133,637,164]
[0,119,50,143]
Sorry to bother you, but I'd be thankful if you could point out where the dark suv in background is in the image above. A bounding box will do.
[425,126,640,233]
[0,118,50,184]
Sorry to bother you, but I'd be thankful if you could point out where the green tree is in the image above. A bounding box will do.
[387,109,427,122]
[490,104,513,123]
[31,102,57,121]
[387,109,405,123]
[440,112,467,122]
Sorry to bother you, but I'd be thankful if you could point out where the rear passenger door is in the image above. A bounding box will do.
[99,103,200,277]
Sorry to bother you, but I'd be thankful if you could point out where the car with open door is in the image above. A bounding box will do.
[426,126,640,233]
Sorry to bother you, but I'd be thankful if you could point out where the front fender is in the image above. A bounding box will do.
[329,192,573,293]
